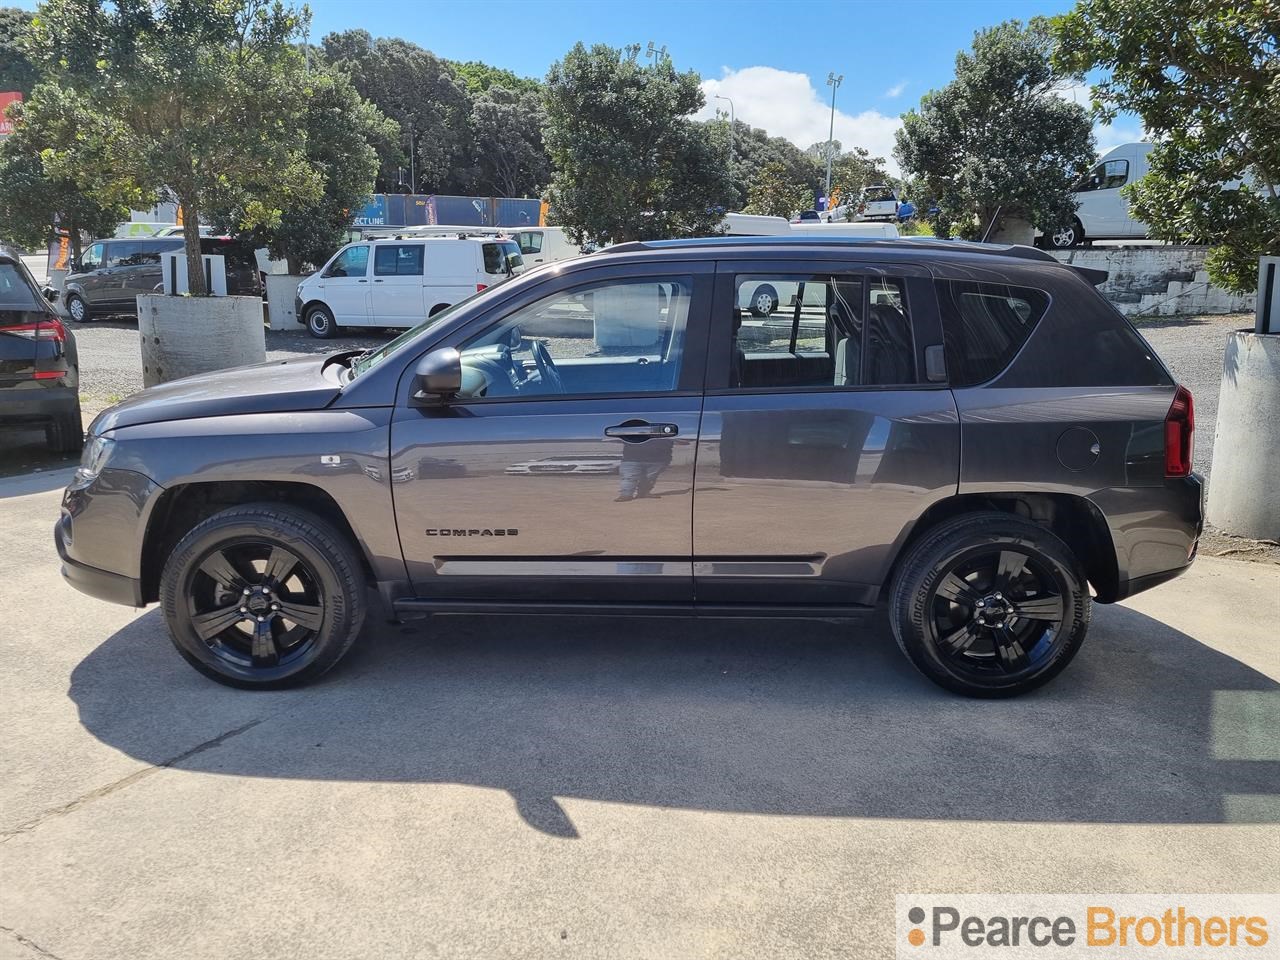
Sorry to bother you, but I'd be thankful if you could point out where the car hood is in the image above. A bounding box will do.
[91,353,357,433]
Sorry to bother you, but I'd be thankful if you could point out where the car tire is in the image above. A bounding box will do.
[749,284,778,318]
[306,305,337,339]
[160,503,367,689]
[889,511,1090,698]
[65,293,90,324]
[1048,219,1083,250]
[45,405,84,454]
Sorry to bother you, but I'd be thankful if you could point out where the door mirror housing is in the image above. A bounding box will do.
[411,347,462,404]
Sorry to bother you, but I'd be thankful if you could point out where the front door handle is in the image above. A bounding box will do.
[605,421,679,439]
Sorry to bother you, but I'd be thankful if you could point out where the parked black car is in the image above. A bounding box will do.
[1,245,82,453]
[62,236,263,322]
[57,236,1201,696]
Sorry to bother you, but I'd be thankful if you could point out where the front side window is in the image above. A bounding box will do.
[454,277,692,400]
[1101,158,1129,189]
[374,244,424,276]
[939,280,1050,386]
[730,274,915,390]
[483,241,523,275]
[326,245,369,278]
[80,243,104,271]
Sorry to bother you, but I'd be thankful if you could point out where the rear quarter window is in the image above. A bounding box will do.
[938,280,1049,387]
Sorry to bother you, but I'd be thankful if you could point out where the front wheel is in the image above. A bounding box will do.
[160,504,367,689]
[889,512,1090,698]
[65,293,90,323]
[306,305,337,339]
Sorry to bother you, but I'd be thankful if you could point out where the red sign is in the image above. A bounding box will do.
[0,92,24,136]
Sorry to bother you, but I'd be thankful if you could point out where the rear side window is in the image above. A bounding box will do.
[0,262,41,309]
[939,280,1049,386]
[374,244,424,276]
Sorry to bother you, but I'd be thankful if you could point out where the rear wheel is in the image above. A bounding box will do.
[45,403,84,454]
[889,512,1089,697]
[306,305,337,339]
[749,284,778,318]
[160,504,367,689]
[65,293,90,323]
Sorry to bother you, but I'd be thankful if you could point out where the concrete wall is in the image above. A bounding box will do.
[1048,246,1256,318]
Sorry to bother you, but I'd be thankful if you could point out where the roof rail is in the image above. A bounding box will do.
[603,235,1060,264]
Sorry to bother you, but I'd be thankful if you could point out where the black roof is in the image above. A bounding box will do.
[600,235,1108,285]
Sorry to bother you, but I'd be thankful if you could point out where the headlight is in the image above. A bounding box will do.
[73,435,115,485]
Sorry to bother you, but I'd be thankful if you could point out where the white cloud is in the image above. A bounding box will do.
[697,66,903,176]
[884,80,907,99]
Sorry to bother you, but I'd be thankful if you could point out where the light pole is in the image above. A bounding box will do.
[645,41,669,67]
[715,94,735,167]
[824,72,843,205]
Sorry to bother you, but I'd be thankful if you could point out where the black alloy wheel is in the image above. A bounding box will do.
[890,512,1089,697]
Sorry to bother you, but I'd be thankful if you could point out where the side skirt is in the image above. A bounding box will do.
[391,598,877,621]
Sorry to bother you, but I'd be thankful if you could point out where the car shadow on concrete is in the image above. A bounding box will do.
[69,604,1277,836]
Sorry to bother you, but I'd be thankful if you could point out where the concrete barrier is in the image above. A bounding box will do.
[265,274,304,331]
[1048,246,1256,317]
[1206,331,1280,540]
[137,294,266,387]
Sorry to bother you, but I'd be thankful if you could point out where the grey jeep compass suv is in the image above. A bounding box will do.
[56,237,1202,697]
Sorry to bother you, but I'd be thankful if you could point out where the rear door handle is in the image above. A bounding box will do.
[605,421,679,439]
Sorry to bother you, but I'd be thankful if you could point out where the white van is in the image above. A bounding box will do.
[789,220,900,238]
[1042,142,1153,248]
[296,236,524,338]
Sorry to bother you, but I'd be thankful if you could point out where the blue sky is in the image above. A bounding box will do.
[15,0,1141,171]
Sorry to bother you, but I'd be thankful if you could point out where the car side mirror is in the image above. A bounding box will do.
[42,286,59,303]
[411,347,462,404]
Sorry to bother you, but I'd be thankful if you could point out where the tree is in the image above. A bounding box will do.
[1054,0,1279,293]
[715,120,817,210]
[743,161,811,219]
[449,60,541,96]
[544,43,735,244]
[322,30,473,194]
[0,7,38,96]
[0,84,132,260]
[248,67,399,274]
[470,85,550,198]
[895,18,1095,240]
[828,146,890,217]
[28,0,320,295]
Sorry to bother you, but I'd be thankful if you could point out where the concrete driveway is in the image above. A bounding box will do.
[1,471,1277,960]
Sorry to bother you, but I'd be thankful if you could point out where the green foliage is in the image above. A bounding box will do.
[449,59,541,96]
[0,83,132,258]
[322,29,473,193]
[829,146,889,215]
[714,120,818,210]
[1054,0,1279,293]
[245,66,399,274]
[28,0,321,294]
[544,43,734,244]
[895,18,1095,240]
[470,85,550,198]
[898,218,935,237]
[0,6,38,95]
[743,161,811,219]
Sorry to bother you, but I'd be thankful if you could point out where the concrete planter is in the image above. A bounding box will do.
[1206,331,1280,540]
[137,294,266,387]
[265,274,305,331]
[989,216,1035,246]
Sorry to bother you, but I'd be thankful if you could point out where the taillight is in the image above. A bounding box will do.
[476,283,488,293]
[1164,385,1194,478]
[0,318,67,342]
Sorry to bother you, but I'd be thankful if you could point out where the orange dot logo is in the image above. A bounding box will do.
[908,906,926,947]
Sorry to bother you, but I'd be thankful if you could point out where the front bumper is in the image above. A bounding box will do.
[294,293,305,324]
[56,514,144,606]
[55,466,159,608]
